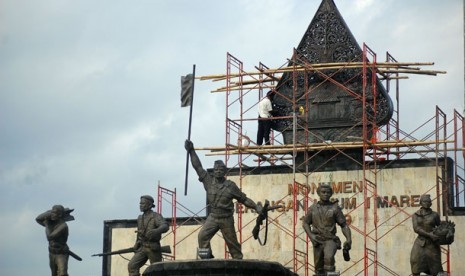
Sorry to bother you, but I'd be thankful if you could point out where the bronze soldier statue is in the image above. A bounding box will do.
[185,139,262,259]
[302,184,352,275]
[36,205,80,276]
[128,195,169,276]
[410,194,453,276]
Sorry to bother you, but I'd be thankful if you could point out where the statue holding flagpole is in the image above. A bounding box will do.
[181,65,196,196]
[184,139,263,259]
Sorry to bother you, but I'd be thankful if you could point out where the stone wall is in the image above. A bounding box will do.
[106,161,464,275]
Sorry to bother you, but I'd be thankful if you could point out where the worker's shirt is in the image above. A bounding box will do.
[258,97,272,118]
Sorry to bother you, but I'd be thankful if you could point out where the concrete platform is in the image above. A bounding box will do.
[143,259,298,276]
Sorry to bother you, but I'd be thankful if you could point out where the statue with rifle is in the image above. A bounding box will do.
[94,195,169,276]
[36,205,81,276]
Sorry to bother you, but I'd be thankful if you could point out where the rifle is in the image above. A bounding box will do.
[92,245,171,257]
[252,200,283,245]
[68,249,82,261]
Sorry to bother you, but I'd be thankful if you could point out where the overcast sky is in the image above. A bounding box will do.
[0,0,463,275]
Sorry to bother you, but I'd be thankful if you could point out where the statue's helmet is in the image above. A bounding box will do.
[140,195,155,208]
[214,160,226,169]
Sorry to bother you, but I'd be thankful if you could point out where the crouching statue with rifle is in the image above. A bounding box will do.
[252,200,282,245]
[92,195,169,276]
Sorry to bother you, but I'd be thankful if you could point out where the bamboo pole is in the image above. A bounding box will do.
[204,64,446,93]
[380,76,409,80]
[211,70,417,92]
[378,69,447,75]
[197,140,454,156]
[194,140,453,151]
[197,62,440,81]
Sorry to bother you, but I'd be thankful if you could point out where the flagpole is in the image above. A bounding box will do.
[185,64,196,195]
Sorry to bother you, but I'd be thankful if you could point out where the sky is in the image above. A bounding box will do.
[0,0,463,275]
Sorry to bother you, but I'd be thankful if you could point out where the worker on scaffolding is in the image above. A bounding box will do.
[185,139,262,259]
[257,90,275,145]
[303,184,352,275]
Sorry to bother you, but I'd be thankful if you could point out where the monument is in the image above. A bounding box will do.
[272,0,394,170]
[273,0,393,143]
[99,1,462,275]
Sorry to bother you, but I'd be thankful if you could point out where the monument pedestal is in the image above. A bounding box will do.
[143,259,298,276]
[314,272,340,276]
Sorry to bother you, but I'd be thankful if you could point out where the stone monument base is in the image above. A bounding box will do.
[143,259,298,276]
[314,272,340,276]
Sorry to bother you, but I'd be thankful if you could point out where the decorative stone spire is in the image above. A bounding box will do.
[273,0,393,144]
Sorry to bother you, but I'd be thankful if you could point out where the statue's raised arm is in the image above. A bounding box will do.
[185,139,205,177]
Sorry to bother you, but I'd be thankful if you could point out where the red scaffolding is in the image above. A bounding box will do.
[194,43,464,275]
[157,183,177,260]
